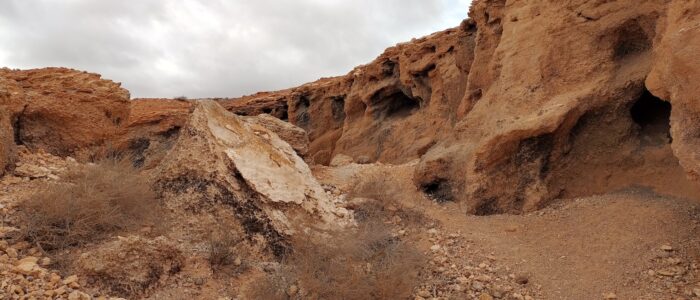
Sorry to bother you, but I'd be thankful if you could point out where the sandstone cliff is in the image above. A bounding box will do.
[2,1,700,217]
[0,67,130,160]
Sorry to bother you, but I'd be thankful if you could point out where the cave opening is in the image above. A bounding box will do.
[373,91,419,119]
[630,89,671,144]
[421,179,454,203]
[331,96,346,123]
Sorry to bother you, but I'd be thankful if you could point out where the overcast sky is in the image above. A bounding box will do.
[0,0,471,98]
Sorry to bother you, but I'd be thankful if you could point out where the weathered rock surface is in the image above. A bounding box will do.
[241,113,309,156]
[0,76,24,175]
[3,1,700,219]
[211,25,475,165]
[75,235,183,297]
[413,0,700,214]
[154,101,349,255]
[0,67,130,157]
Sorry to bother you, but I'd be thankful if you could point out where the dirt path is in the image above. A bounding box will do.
[316,163,700,299]
[427,190,700,299]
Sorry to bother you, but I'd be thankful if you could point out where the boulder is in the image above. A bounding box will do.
[241,113,309,156]
[155,101,350,256]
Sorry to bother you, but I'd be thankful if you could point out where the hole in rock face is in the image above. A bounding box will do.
[331,96,346,123]
[372,91,420,120]
[421,179,454,203]
[614,21,651,60]
[630,90,671,144]
[294,96,311,127]
[262,108,272,114]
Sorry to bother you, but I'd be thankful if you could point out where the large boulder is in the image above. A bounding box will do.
[155,101,350,256]
[123,99,310,168]
[241,113,309,156]
[0,68,130,157]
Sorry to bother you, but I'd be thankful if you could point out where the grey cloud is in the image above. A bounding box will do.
[0,0,470,98]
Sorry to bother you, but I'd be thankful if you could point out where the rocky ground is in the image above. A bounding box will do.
[2,1,700,299]
[1,125,699,300]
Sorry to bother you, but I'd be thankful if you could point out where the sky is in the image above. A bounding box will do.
[0,0,471,98]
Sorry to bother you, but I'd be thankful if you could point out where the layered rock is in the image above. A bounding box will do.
[415,0,700,214]
[154,101,349,255]
[0,67,130,157]
[199,24,476,165]
[0,76,24,175]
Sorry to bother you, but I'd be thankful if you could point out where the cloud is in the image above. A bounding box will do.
[0,0,470,98]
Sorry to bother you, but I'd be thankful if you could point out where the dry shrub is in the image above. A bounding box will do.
[348,171,428,226]
[248,220,424,300]
[347,171,411,203]
[19,158,159,251]
[207,228,244,270]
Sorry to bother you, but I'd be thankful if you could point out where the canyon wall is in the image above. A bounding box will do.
[2,0,700,215]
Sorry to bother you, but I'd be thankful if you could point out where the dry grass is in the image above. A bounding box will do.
[248,219,424,300]
[19,158,159,252]
[207,229,243,269]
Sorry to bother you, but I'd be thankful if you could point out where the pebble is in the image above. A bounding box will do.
[430,245,441,252]
[660,245,674,252]
[479,293,494,300]
[603,292,617,299]
[417,290,431,298]
[287,285,298,296]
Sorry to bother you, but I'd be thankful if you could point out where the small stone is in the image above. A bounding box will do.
[68,291,91,300]
[479,263,488,268]
[5,247,18,258]
[430,245,441,252]
[524,296,534,300]
[693,288,700,297]
[472,281,485,291]
[515,274,529,285]
[287,285,298,296]
[511,293,524,300]
[475,275,492,282]
[40,257,52,266]
[661,245,674,252]
[13,260,39,275]
[417,290,431,298]
[62,275,79,285]
[647,270,656,276]
[234,257,242,266]
[479,293,494,300]
[603,292,617,299]
[194,277,205,285]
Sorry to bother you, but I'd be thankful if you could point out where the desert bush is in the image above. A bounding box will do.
[207,229,243,269]
[248,219,424,300]
[19,158,159,251]
[347,171,428,226]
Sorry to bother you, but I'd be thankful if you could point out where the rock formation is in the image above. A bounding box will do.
[0,67,130,158]
[415,0,700,214]
[154,101,350,255]
[172,0,699,215]
[0,76,24,175]
[1,1,699,219]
